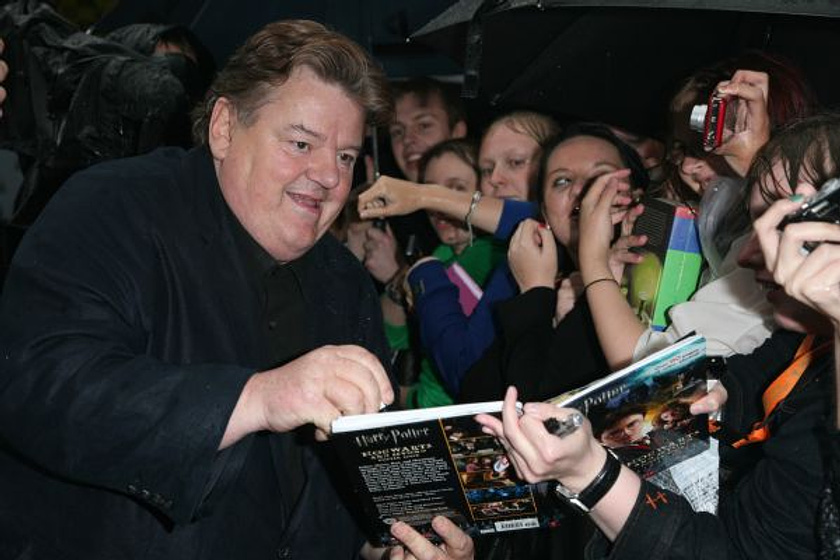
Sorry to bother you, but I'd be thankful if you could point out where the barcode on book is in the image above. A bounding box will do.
[494,518,539,532]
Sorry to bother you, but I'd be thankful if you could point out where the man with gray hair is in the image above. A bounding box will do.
[0,20,470,559]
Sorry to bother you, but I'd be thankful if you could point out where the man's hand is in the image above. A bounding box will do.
[220,345,393,448]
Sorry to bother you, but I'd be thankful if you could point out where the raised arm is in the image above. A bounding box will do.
[754,183,840,425]
[712,70,771,177]
[358,175,506,235]
[476,387,738,560]
[576,170,646,369]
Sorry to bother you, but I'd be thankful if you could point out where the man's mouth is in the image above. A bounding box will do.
[287,192,323,214]
[405,153,422,164]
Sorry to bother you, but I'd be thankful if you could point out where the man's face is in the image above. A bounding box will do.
[600,413,647,447]
[389,92,460,182]
[209,66,365,262]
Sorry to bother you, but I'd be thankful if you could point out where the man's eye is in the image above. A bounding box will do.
[338,153,357,167]
[479,167,493,177]
[292,141,310,152]
[389,127,404,139]
[508,158,526,169]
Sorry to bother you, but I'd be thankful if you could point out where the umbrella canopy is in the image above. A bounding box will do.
[413,0,840,137]
[95,0,461,77]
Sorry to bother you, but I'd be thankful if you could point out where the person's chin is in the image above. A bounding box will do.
[771,298,832,335]
[402,162,419,183]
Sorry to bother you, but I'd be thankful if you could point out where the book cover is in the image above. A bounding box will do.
[330,402,564,546]
[445,261,483,316]
[549,335,709,478]
[331,336,710,544]
[625,198,703,331]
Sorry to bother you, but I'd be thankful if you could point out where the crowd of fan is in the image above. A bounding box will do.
[2,12,840,560]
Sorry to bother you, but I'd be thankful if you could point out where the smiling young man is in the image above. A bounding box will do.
[0,20,473,560]
[388,77,467,183]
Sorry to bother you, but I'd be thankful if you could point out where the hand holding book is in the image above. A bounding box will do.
[476,387,612,497]
[477,386,640,541]
[330,335,710,545]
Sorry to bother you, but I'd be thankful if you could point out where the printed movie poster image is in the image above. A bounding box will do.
[444,416,542,523]
[588,370,709,477]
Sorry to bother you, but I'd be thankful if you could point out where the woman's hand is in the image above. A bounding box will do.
[713,70,771,177]
[475,387,605,491]
[554,272,583,325]
[690,382,728,415]
[363,223,401,283]
[386,516,474,560]
[607,203,646,283]
[577,169,632,282]
[358,176,428,219]
[754,186,840,327]
[508,219,558,292]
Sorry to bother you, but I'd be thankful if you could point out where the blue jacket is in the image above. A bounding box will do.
[406,200,536,397]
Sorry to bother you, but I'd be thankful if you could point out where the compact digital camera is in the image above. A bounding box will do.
[778,178,840,228]
[777,177,840,253]
[689,93,733,152]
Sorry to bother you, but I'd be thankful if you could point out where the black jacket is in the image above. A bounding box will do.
[460,286,609,403]
[0,147,390,559]
[587,330,832,560]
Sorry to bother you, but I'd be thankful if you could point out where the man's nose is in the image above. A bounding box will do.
[308,150,340,189]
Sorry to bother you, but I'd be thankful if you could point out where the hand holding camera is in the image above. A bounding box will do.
[689,70,771,177]
[754,180,840,326]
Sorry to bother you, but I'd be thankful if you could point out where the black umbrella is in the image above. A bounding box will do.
[94,0,461,77]
[412,0,840,136]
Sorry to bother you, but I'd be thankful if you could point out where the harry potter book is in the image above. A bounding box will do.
[330,335,712,545]
[624,198,703,331]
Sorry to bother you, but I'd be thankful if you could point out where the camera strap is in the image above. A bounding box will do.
[731,334,831,448]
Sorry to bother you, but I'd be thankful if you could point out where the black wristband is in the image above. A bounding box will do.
[554,449,622,513]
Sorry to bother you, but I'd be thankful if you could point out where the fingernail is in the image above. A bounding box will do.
[788,194,804,202]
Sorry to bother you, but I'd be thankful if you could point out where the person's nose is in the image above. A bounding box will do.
[308,149,340,189]
[680,155,703,176]
[403,124,420,147]
[571,179,586,199]
[489,166,507,193]
[736,231,764,271]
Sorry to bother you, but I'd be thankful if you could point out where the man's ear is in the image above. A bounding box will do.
[451,120,468,139]
[208,97,235,161]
